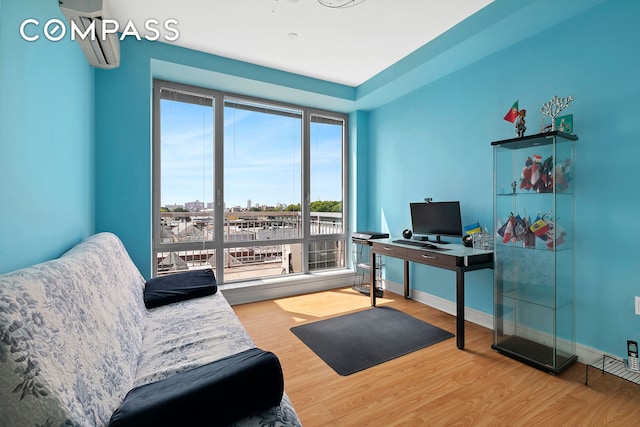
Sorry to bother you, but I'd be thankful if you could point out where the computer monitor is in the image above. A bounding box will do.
[409,201,463,244]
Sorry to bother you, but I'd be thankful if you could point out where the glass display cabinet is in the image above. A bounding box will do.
[491,131,578,374]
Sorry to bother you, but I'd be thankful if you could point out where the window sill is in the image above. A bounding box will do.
[220,269,356,306]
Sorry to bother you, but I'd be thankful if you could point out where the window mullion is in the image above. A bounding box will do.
[214,94,225,282]
[301,108,311,274]
[151,82,162,277]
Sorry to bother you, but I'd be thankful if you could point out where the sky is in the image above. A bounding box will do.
[160,98,343,209]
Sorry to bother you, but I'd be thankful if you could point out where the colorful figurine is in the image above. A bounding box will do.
[518,154,572,193]
[515,109,527,137]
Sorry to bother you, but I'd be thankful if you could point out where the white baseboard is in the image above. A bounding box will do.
[383,280,494,330]
[383,279,607,364]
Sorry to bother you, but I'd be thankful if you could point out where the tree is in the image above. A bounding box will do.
[310,200,342,212]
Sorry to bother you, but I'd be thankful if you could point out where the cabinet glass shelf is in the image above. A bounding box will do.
[496,192,574,197]
[497,281,573,309]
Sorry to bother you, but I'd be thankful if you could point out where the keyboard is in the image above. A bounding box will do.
[392,240,448,251]
[392,239,429,247]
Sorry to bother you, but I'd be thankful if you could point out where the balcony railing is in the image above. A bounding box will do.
[156,211,344,280]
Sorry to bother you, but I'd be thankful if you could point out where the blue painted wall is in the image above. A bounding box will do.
[0,0,95,274]
[365,0,640,357]
[93,41,153,280]
[348,110,370,235]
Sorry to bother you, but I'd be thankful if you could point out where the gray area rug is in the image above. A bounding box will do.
[290,306,454,376]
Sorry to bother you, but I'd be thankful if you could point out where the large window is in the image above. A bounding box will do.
[152,80,347,283]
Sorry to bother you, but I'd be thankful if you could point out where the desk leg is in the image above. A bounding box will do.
[404,260,410,299]
[456,270,465,350]
[370,249,376,307]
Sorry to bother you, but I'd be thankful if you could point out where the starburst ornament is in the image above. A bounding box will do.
[540,95,574,131]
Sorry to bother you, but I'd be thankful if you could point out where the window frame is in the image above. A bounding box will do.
[152,79,349,282]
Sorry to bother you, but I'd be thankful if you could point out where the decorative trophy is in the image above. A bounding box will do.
[540,95,574,131]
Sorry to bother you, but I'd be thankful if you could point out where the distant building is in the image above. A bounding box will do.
[185,200,205,212]
[164,204,183,211]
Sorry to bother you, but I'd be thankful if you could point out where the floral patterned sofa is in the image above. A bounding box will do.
[0,232,301,426]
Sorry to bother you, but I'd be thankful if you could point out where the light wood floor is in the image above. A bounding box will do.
[232,287,640,426]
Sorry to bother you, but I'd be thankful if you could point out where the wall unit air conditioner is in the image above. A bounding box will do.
[59,0,120,69]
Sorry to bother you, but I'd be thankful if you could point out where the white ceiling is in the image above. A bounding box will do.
[107,0,494,87]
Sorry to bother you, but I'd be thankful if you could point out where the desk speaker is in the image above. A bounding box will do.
[402,229,412,239]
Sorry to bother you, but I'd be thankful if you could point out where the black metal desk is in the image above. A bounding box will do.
[369,239,493,350]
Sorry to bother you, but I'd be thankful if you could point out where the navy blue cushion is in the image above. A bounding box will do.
[144,268,217,309]
[108,348,284,427]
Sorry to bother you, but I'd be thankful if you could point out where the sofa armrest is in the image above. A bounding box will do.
[108,347,284,426]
